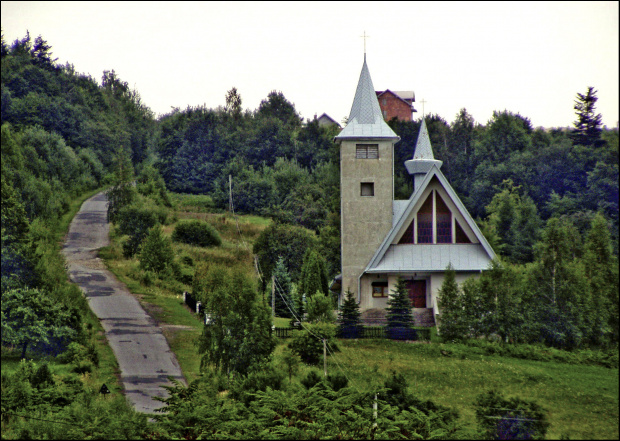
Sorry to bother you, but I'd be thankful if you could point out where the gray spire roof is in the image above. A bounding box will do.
[335,56,399,140]
[404,118,442,174]
[413,119,434,159]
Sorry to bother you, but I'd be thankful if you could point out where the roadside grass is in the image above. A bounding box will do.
[99,193,272,383]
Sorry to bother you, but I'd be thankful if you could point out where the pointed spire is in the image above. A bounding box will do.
[413,119,434,160]
[335,57,399,141]
[404,118,442,191]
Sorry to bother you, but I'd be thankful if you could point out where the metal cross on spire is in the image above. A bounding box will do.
[361,31,369,55]
[420,98,427,118]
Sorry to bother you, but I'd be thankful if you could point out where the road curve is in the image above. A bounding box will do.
[62,192,186,413]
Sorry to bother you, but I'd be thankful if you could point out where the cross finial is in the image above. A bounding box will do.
[420,98,427,118]
[361,31,369,55]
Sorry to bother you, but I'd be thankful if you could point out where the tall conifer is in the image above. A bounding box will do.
[386,278,415,340]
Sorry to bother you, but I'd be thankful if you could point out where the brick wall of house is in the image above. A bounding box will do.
[377,92,412,121]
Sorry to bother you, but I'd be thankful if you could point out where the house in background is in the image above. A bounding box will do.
[315,113,341,128]
[376,90,417,121]
[335,56,496,327]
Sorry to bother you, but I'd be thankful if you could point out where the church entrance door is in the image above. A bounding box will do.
[407,280,426,308]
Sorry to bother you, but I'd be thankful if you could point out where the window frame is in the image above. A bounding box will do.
[356,144,379,159]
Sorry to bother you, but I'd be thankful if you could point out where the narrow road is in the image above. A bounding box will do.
[62,192,186,413]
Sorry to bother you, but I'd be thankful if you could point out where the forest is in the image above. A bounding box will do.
[1,32,618,439]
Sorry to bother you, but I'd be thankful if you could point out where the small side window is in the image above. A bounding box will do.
[361,182,374,197]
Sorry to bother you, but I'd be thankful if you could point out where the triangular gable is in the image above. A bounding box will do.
[365,165,496,272]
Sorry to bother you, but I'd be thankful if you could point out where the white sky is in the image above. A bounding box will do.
[2,1,618,128]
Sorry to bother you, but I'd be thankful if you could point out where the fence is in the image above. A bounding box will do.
[274,326,431,341]
[182,292,431,341]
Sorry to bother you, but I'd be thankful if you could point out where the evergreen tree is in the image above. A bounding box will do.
[298,248,328,304]
[385,278,415,340]
[268,256,294,318]
[437,264,467,341]
[571,86,604,147]
[338,289,362,338]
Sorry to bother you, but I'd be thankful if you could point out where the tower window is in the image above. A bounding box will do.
[356,144,379,159]
[361,182,374,196]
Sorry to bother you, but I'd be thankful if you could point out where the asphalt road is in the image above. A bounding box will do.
[62,192,186,413]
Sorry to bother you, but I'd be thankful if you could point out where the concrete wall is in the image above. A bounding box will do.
[359,271,481,312]
[340,138,395,305]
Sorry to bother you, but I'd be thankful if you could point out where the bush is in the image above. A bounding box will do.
[139,225,174,273]
[475,390,549,440]
[172,219,221,247]
[300,370,323,389]
[116,205,158,257]
[289,322,338,365]
[229,363,284,405]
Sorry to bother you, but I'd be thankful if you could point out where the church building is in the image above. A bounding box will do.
[335,56,496,326]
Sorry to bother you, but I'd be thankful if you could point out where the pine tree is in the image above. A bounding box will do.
[571,86,604,148]
[298,249,328,303]
[437,264,467,341]
[269,256,293,318]
[386,278,415,340]
[338,289,362,338]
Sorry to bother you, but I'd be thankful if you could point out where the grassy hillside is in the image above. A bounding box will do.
[97,192,619,440]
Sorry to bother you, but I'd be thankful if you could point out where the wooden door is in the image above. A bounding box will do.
[407,280,427,308]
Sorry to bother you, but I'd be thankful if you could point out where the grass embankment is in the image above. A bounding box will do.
[99,193,271,383]
[101,192,618,439]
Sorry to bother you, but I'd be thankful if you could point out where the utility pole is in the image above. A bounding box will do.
[272,275,275,317]
[323,339,327,377]
[228,174,233,212]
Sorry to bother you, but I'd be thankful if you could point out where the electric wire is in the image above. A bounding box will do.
[229,178,361,392]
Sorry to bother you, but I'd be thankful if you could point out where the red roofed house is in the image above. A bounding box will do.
[376,90,417,122]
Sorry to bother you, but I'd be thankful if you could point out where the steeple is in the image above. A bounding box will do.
[335,56,399,140]
[404,118,442,191]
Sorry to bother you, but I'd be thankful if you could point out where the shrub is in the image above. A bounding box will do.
[172,219,221,247]
[229,363,284,405]
[300,370,323,389]
[475,390,549,440]
[305,292,335,323]
[139,225,174,273]
[289,322,338,365]
[116,205,158,257]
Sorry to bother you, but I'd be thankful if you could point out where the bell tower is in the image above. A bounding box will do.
[335,55,400,305]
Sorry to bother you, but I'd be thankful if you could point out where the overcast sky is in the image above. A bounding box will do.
[2,1,618,128]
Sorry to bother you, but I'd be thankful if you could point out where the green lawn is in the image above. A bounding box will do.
[316,339,618,440]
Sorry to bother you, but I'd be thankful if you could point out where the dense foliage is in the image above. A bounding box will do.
[1,32,156,361]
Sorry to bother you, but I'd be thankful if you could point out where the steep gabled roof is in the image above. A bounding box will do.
[365,165,496,273]
[335,56,399,141]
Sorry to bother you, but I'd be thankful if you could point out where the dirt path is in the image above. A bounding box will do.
[62,192,186,413]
